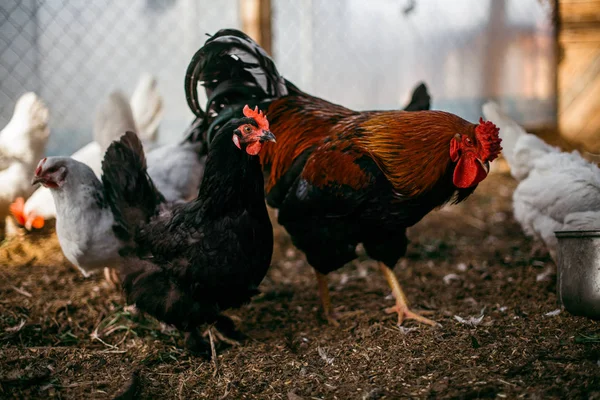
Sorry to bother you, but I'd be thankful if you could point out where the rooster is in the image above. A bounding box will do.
[101,105,275,353]
[185,29,502,326]
[482,101,600,261]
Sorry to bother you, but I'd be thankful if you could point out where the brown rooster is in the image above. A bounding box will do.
[186,29,502,326]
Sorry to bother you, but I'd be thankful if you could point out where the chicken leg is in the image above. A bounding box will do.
[103,267,120,288]
[315,270,340,326]
[379,263,437,326]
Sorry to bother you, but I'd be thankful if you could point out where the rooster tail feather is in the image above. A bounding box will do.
[101,131,165,243]
[185,28,288,120]
[179,116,209,158]
[181,116,205,144]
[403,82,431,112]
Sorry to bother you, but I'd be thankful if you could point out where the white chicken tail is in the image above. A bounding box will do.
[93,91,137,152]
[482,101,558,181]
[130,73,163,145]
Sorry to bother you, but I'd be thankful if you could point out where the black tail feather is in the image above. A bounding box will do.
[184,28,287,120]
[184,28,430,131]
[101,131,165,243]
[402,82,431,112]
[180,115,206,145]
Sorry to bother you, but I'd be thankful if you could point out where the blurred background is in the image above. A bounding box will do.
[1,0,597,155]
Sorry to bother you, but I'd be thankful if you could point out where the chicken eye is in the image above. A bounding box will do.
[243,126,252,134]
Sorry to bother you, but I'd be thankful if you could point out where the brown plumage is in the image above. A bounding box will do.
[186,29,501,326]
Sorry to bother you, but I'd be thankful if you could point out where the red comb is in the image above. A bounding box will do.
[476,118,502,162]
[35,157,46,176]
[243,105,269,131]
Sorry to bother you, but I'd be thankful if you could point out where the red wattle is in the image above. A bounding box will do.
[246,141,262,156]
[453,154,488,188]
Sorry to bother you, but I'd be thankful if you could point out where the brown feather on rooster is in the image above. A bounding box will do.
[186,29,502,327]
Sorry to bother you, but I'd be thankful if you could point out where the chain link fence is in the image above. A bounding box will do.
[1,0,556,155]
[272,0,556,126]
[1,0,240,155]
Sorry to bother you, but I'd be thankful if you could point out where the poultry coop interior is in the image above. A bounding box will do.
[1,0,600,399]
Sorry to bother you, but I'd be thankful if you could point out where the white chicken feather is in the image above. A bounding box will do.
[21,142,105,227]
[130,72,163,146]
[0,92,49,227]
[482,101,600,260]
[146,140,206,202]
[32,157,121,277]
[30,118,206,277]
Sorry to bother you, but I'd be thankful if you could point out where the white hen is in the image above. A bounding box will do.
[0,93,49,228]
[482,102,600,260]
[31,117,206,278]
[32,157,121,277]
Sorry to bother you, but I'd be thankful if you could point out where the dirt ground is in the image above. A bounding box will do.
[0,173,599,399]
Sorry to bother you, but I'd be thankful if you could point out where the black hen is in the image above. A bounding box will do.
[101,107,276,353]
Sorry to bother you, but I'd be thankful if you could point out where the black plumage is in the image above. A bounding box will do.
[101,117,273,353]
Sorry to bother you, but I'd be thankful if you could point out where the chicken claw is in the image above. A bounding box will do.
[379,263,438,327]
[103,267,120,288]
[384,303,437,326]
[184,330,211,358]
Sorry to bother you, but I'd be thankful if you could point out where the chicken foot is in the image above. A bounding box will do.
[189,316,245,359]
[315,270,340,327]
[103,267,120,288]
[379,263,438,326]
[211,315,246,344]
[184,329,211,358]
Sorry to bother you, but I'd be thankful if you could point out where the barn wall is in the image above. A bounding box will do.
[558,0,600,151]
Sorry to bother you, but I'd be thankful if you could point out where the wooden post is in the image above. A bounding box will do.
[558,0,600,152]
[240,0,272,55]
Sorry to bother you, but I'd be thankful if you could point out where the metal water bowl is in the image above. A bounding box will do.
[555,230,600,320]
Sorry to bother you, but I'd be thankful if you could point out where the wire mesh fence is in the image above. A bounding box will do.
[272,0,556,125]
[1,0,556,155]
[0,0,240,155]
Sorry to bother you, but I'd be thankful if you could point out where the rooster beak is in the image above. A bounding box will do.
[260,130,276,143]
[32,175,43,186]
[478,159,490,174]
